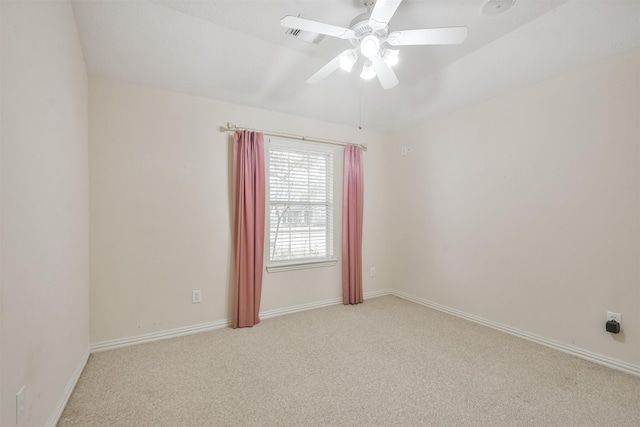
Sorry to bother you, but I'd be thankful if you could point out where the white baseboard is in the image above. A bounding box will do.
[90,289,393,353]
[47,349,90,427]
[260,297,342,319]
[90,319,231,353]
[260,289,393,319]
[363,289,395,299]
[88,289,639,380]
[392,290,640,378]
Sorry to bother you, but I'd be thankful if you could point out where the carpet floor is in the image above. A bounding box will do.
[58,296,640,426]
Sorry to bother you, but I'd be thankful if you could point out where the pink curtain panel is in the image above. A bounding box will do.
[342,145,364,305]
[232,131,265,328]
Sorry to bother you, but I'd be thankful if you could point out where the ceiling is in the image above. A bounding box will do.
[71,0,640,132]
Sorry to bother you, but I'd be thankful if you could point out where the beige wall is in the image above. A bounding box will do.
[89,76,394,344]
[1,1,89,426]
[0,1,4,424]
[390,48,640,366]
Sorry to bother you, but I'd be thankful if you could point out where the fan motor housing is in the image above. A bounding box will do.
[348,14,389,46]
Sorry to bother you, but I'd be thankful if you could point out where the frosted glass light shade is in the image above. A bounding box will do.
[360,35,380,58]
[339,51,357,72]
[382,49,399,67]
[360,60,376,80]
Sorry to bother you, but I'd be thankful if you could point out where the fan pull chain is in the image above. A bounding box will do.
[358,78,363,130]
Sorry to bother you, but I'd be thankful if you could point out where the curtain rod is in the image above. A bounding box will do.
[221,122,367,151]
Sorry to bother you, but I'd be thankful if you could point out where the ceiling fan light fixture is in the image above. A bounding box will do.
[360,35,380,58]
[339,51,357,72]
[382,49,399,67]
[360,60,376,80]
[284,0,468,90]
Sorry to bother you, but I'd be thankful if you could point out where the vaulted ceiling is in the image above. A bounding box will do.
[71,0,640,132]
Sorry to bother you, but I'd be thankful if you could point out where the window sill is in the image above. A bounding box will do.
[266,259,338,273]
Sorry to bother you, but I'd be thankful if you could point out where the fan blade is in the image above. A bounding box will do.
[281,15,355,39]
[387,27,468,46]
[370,0,403,25]
[371,56,399,90]
[306,50,353,85]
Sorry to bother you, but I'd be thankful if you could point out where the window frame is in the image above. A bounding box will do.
[265,137,337,273]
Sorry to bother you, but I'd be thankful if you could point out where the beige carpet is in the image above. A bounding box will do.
[59,296,639,426]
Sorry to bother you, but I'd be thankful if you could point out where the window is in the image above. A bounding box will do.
[267,138,335,271]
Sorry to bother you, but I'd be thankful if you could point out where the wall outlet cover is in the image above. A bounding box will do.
[192,290,202,304]
[607,311,621,323]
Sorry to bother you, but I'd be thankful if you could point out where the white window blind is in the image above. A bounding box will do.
[268,139,333,264]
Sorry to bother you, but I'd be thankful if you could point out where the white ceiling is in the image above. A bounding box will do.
[71,0,640,132]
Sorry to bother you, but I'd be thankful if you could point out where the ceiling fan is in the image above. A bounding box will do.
[281,0,468,90]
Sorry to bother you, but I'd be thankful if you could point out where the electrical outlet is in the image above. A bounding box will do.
[192,290,202,304]
[607,311,621,323]
[16,386,25,425]
[370,267,376,277]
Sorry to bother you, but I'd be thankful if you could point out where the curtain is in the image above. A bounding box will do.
[342,145,364,305]
[232,131,265,328]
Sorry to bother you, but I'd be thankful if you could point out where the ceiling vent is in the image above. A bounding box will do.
[285,15,325,44]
